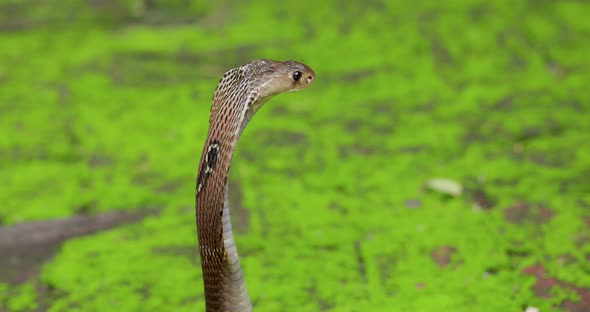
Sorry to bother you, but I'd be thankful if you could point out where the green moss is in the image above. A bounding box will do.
[1,0,589,311]
[0,284,37,312]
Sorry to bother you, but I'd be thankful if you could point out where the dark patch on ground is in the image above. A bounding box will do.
[493,178,519,187]
[354,240,367,284]
[404,199,422,209]
[575,230,590,249]
[462,94,569,152]
[342,119,363,134]
[253,130,309,148]
[526,148,576,169]
[132,171,163,190]
[179,294,204,309]
[82,45,259,87]
[491,91,546,112]
[152,245,198,265]
[328,201,348,215]
[503,202,555,224]
[368,100,396,116]
[505,242,532,259]
[429,35,455,67]
[396,145,430,155]
[256,209,270,238]
[240,129,310,175]
[98,0,211,26]
[462,120,505,146]
[468,188,496,210]
[462,178,497,210]
[498,32,530,70]
[337,127,389,158]
[522,263,555,298]
[431,246,457,268]
[560,169,590,194]
[339,69,378,82]
[155,179,184,193]
[0,280,69,312]
[306,281,335,310]
[338,145,378,159]
[342,119,394,137]
[514,121,566,143]
[483,264,509,277]
[228,180,249,234]
[468,3,490,21]
[269,106,313,119]
[0,1,46,32]
[556,254,577,266]
[34,281,69,312]
[87,153,114,168]
[522,263,590,311]
[321,66,395,85]
[74,200,99,214]
[0,210,156,284]
[375,253,397,295]
[417,10,458,84]
[0,0,216,32]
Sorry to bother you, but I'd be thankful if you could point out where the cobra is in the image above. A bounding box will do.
[195,60,315,311]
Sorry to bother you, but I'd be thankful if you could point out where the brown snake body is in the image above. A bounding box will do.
[195,60,315,311]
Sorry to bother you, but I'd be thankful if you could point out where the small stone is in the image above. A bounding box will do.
[425,178,463,197]
[405,199,421,209]
[524,307,539,312]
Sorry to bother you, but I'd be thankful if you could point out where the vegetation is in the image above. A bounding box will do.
[1,0,589,311]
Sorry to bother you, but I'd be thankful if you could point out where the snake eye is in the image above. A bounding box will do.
[292,71,302,81]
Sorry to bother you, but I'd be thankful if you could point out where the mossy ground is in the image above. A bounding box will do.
[1,1,589,311]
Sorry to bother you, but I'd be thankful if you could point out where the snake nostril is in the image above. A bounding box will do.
[307,76,313,83]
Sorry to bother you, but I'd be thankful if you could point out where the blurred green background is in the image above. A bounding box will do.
[1,0,589,311]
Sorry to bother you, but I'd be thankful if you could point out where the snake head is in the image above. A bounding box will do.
[254,59,315,98]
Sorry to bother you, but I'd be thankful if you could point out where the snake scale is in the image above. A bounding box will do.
[195,60,315,311]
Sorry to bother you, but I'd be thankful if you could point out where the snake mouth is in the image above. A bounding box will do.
[294,68,315,91]
[301,64,315,86]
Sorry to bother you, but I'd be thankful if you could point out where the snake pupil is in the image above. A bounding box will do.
[292,71,302,81]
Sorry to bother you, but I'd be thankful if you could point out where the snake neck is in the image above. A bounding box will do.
[196,92,255,311]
